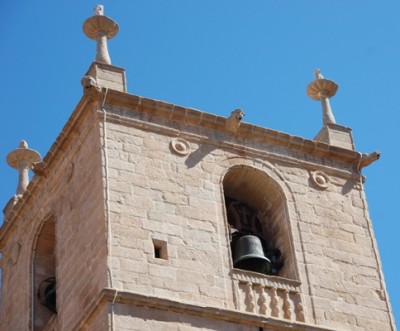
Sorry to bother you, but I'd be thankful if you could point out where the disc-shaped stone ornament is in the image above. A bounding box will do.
[306,79,338,101]
[310,170,330,189]
[170,138,191,155]
[83,15,119,40]
[7,140,41,169]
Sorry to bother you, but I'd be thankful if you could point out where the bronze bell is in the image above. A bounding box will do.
[232,235,271,274]
[38,277,57,314]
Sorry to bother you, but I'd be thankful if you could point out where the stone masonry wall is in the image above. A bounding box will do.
[105,122,233,308]
[0,102,108,331]
[0,90,394,331]
[55,107,107,330]
[292,170,392,330]
[104,99,394,331]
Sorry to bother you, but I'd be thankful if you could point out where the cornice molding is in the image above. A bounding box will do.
[104,90,362,168]
[74,288,336,331]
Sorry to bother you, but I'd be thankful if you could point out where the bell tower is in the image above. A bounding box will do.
[0,6,396,331]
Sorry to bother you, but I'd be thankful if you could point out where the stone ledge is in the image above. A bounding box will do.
[105,90,362,167]
[74,288,336,331]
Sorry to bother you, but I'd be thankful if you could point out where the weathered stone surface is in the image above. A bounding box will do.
[0,84,395,331]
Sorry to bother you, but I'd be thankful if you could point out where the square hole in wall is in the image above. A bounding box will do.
[152,239,168,260]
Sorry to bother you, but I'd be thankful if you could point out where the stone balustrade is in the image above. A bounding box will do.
[233,270,305,322]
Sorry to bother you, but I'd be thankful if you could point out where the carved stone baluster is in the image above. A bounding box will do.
[245,282,255,313]
[236,281,244,311]
[295,293,305,322]
[283,289,292,320]
[270,287,280,317]
[258,285,268,316]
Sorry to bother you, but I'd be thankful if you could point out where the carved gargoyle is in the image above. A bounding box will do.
[358,151,381,170]
[81,75,103,100]
[32,161,48,178]
[226,109,245,133]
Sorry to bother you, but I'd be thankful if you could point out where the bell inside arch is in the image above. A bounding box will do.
[38,277,57,314]
[232,235,271,275]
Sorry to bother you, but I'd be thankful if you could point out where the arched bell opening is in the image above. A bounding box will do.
[223,165,296,279]
[32,216,56,330]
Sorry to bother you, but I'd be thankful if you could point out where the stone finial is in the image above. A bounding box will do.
[7,140,41,195]
[83,5,119,65]
[94,4,104,16]
[307,69,338,126]
[314,68,324,80]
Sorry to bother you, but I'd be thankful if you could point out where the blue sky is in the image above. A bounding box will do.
[1,1,398,325]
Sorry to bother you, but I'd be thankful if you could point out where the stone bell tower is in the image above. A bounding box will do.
[0,6,396,331]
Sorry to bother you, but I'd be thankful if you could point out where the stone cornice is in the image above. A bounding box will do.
[104,89,362,168]
[74,288,336,331]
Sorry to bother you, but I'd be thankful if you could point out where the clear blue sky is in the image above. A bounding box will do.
[1,1,398,325]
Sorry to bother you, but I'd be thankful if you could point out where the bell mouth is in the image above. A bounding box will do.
[234,256,271,274]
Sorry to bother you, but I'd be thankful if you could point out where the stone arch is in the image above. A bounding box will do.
[215,157,298,280]
[31,213,57,330]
